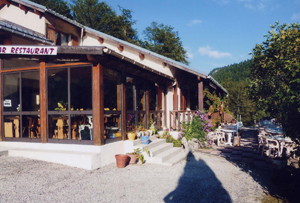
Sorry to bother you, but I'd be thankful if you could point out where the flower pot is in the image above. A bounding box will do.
[126,153,138,164]
[115,154,129,168]
[127,132,136,140]
[141,135,150,145]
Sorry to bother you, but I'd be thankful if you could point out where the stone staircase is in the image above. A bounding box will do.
[133,136,189,166]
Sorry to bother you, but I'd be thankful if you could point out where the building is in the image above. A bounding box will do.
[0,0,227,169]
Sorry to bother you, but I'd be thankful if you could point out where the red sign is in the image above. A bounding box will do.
[0,46,57,55]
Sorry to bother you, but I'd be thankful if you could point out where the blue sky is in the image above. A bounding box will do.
[104,0,300,75]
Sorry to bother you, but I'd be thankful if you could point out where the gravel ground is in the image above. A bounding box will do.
[0,152,264,203]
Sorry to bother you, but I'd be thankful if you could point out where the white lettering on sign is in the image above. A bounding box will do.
[0,46,57,55]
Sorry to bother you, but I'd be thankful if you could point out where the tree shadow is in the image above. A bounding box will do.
[227,128,300,203]
[164,152,231,203]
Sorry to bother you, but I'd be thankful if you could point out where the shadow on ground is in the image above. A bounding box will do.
[228,128,300,203]
[164,152,231,203]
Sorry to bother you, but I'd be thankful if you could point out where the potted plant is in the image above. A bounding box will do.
[115,154,129,168]
[141,130,150,145]
[126,148,141,164]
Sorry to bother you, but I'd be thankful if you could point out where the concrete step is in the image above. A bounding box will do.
[0,148,8,156]
[148,143,173,157]
[162,151,189,166]
[150,147,182,164]
[134,138,166,151]
[8,148,101,170]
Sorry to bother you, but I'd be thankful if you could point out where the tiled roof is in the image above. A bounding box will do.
[7,0,227,94]
[0,19,53,45]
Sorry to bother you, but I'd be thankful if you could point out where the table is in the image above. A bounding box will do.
[269,135,292,157]
[265,128,283,135]
[221,129,237,146]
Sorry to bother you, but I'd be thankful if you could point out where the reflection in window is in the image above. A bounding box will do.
[71,67,92,111]
[137,80,145,111]
[149,83,157,110]
[3,73,20,112]
[138,113,145,131]
[71,115,93,140]
[48,115,69,139]
[48,69,68,111]
[3,115,20,138]
[104,68,121,111]
[127,114,136,132]
[22,115,40,138]
[126,77,135,110]
[104,114,121,139]
[22,71,40,111]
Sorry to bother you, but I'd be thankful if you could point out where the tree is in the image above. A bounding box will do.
[71,0,138,43]
[140,22,189,65]
[250,22,300,142]
[31,0,72,19]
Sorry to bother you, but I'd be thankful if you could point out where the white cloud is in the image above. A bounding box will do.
[188,19,202,26]
[198,46,232,59]
[186,52,194,59]
[213,0,230,4]
[291,12,300,20]
[258,2,265,10]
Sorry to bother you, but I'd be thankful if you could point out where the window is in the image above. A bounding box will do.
[47,66,93,142]
[2,71,40,139]
[46,24,69,46]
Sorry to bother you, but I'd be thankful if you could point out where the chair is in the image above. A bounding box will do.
[261,137,280,157]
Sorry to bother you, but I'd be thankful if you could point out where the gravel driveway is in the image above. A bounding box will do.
[0,152,264,203]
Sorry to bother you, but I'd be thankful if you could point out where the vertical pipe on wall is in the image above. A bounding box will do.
[39,60,47,143]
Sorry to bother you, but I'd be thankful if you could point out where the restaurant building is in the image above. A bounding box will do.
[0,0,227,169]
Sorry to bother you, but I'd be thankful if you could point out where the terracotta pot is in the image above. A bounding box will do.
[127,153,138,164]
[127,132,136,140]
[115,154,129,168]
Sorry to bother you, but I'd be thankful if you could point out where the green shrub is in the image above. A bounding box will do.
[179,110,214,149]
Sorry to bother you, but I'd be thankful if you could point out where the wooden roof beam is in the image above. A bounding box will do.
[0,0,10,9]
[139,53,144,60]
[118,45,124,52]
[98,37,104,44]
[34,9,43,18]
[19,4,28,13]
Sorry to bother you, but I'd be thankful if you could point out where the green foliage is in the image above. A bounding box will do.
[210,60,261,126]
[203,89,222,112]
[132,148,141,155]
[71,0,138,44]
[138,153,144,164]
[140,22,189,65]
[179,111,214,149]
[31,0,72,18]
[165,135,182,147]
[250,22,300,142]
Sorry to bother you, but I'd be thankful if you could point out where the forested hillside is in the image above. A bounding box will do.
[209,60,252,84]
[209,60,265,126]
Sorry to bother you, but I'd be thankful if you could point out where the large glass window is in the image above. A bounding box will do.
[2,71,40,139]
[47,66,93,142]
[104,68,121,142]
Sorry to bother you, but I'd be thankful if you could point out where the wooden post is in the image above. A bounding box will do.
[93,63,104,145]
[121,73,126,140]
[173,84,178,110]
[39,60,47,143]
[0,59,2,141]
[146,83,150,129]
[198,78,203,111]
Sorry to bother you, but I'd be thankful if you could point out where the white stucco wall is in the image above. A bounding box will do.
[82,33,174,78]
[0,4,45,35]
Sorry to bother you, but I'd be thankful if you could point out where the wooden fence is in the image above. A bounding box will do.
[169,110,235,131]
